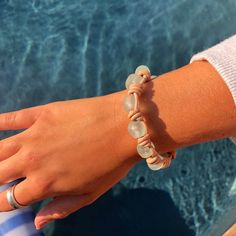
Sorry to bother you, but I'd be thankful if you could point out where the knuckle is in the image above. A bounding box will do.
[4,112,17,126]
[37,104,58,126]
[0,133,24,148]
[39,110,52,123]
[24,150,41,165]
[31,177,53,199]
[0,139,22,154]
[6,141,21,149]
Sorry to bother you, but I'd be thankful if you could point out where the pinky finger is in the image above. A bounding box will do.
[35,194,92,230]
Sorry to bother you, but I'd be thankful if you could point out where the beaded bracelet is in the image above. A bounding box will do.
[123,65,177,171]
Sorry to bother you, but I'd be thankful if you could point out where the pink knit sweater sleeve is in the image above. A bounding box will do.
[190,35,236,145]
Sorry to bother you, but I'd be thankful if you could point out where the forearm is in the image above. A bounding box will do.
[106,61,236,163]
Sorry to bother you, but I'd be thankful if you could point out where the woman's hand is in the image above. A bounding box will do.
[0,93,139,229]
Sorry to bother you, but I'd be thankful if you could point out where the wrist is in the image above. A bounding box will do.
[102,59,236,170]
[103,90,142,166]
[140,61,236,150]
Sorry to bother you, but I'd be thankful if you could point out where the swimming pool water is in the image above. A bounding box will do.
[0,0,236,235]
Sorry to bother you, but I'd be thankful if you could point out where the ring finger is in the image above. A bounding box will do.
[0,150,25,186]
[0,177,50,212]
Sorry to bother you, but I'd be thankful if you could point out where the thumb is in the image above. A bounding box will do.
[34,194,90,230]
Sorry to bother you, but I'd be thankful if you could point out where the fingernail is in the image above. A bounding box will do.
[36,219,48,230]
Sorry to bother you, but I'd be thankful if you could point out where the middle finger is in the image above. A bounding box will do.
[0,141,22,162]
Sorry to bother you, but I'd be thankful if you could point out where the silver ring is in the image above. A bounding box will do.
[6,184,26,209]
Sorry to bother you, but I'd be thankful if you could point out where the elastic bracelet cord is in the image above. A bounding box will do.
[123,65,177,171]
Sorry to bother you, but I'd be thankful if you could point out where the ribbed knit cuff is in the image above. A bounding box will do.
[190,35,236,145]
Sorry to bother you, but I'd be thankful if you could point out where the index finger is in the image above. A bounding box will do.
[0,105,45,131]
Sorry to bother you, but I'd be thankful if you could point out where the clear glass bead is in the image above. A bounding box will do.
[135,65,150,75]
[137,144,153,159]
[123,94,135,112]
[125,74,143,89]
[128,120,147,139]
[147,161,164,171]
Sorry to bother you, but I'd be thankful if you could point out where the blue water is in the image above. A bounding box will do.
[0,0,236,235]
